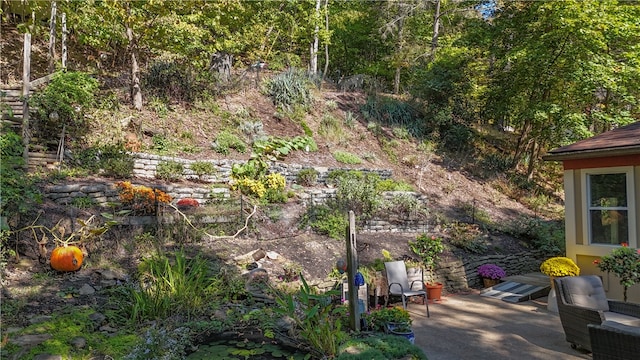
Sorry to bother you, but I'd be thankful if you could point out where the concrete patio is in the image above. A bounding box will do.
[406,290,592,360]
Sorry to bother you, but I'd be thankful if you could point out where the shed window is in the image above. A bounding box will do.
[587,172,629,245]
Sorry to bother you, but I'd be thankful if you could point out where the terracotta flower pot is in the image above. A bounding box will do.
[425,282,443,302]
[482,278,500,288]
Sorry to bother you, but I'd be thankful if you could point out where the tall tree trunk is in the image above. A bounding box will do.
[321,0,329,88]
[48,1,57,73]
[22,33,31,167]
[310,0,321,75]
[526,139,538,180]
[512,119,531,169]
[393,12,405,94]
[61,12,67,70]
[431,0,441,57]
[125,8,142,111]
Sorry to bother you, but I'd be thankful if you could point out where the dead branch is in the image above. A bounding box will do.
[167,200,258,241]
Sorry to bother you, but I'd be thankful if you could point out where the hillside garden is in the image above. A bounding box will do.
[1,1,639,359]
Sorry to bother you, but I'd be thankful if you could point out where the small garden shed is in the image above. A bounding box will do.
[544,121,640,303]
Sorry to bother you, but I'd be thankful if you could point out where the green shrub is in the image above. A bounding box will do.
[447,222,488,254]
[147,96,170,117]
[143,58,196,103]
[29,71,99,141]
[156,160,184,181]
[212,130,247,155]
[442,123,474,152]
[478,153,512,178]
[304,205,348,240]
[0,130,41,217]
[296,168,319,186]
[264,67,313,110]
[101,149,135,178]
[232,158,268,181]
[377,179,414,192]
[333,172,381,219]
[190,161,215,176]
[379,193,428,219]
[325,99,338,110]
[392,126,411,139]
[75,143,135,178]
[333,151,362,165]
[504,216,564,255]
[361,96,425,137]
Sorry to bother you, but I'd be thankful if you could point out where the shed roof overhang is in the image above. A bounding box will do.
[543,145,640,162]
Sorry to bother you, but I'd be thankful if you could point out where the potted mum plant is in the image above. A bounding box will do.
[540,256,580,313]
[477,264,506,288]
[540,256,580,282]
[594,244,640,302]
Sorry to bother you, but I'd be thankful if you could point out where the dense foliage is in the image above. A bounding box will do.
[0,130,41,217]
[594,245,640,302]
[3,0,638,176]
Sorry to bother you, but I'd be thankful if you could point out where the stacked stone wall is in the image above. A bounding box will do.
[131,153,392,185]
[433,250,547,293]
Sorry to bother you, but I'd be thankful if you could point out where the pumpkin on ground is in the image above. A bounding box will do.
[50,245,84,272]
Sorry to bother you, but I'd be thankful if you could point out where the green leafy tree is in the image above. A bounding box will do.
[484,1,640,178]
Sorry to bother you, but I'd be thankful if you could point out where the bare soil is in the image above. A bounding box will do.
[1,25,563,331]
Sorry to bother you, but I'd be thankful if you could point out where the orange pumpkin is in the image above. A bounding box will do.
[50,245,84,272]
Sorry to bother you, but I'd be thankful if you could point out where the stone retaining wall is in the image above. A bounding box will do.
[433,250,547,293]
[131,152,393,185]
[44,181,231,207]
[44,180,429,233]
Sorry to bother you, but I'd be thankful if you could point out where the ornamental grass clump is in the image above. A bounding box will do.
[477,264,506,280]
[540,256,580,277]
[594,244,640,302]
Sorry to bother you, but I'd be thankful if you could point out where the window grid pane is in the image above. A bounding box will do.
[588,173,629,245]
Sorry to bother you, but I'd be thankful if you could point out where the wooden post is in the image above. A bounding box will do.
[346,210,360,331]
[22,33,32,167]
[48,1,57,73]
[61,12,67,70]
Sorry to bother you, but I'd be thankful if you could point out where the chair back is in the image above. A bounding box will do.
[385,261,410,294]
[556,275,609,311]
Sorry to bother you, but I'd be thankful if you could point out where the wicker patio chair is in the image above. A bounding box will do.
[384,261,430,317]
[554,275,640,352]
[588,321,640,360]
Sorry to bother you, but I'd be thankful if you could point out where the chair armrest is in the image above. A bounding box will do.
[588,323,640,360]
[608,300,640,318]
[410,280,424,291]
[557,301,605,325]
[388,282,404,295]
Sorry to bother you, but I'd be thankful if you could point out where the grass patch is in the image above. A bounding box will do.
[333,151,362,165]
